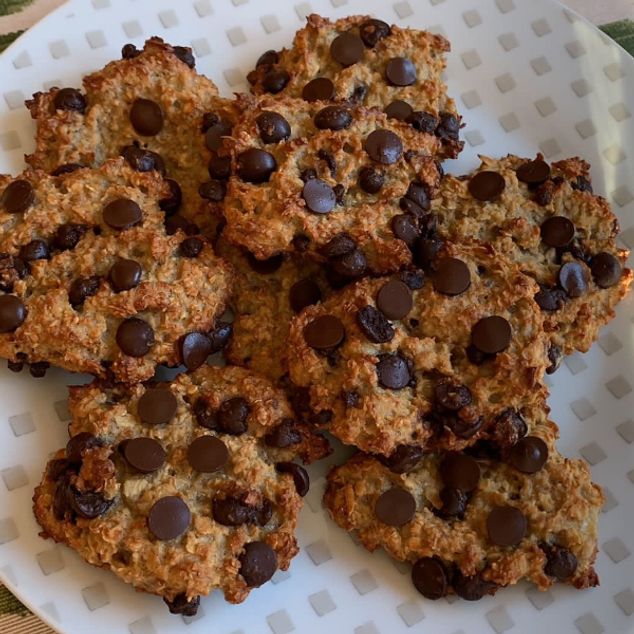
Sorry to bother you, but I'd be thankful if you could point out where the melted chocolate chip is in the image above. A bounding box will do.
[180,236,204,257]
[546,343,562,374]
[121,43,140,59]
[66,432,99,464]
[453,571,497,601]
[53,223,87,251]
[51,163,83,176]
[265,420,301,448]
[208,154,231,180]
[330,248,367,279]
[173,45,195,68]
[492,409,527,448]
[198,180,226,202]
[256,49,279,68]
[516,158,550,185]
[436,486,468,519]
[399,269,425,290]
[289,277,322,313]
[217,397,250,435]
[159,179,182,214]
[407,111,438,133]
[164,594,199,617]
[121,144,165,173]
[204,118,232,152]
[247,252,284,274]
[320,233,356,258]
[70,490,113,519]
[208,322,232,353]
[435,379,472,411]
[180,332,212,370]
[357,305,394,343]
[262,69,290,94]
[382,444,423,474]
[19,239,49,262]
[543,544,578,581]
[68,275,100,307]
[534,286,567,311]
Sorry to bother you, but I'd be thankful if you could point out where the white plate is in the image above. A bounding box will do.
[0,0,633,633]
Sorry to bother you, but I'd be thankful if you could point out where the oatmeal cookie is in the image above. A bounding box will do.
[287,241,549,455]
[0,159,232,382]
[33,365,329,614]
[25,37,240,235]
[216,237,331,382]
[324,409,602,599]
[430,155,632,359]
[221,96,442,275]
[247,14,463,158]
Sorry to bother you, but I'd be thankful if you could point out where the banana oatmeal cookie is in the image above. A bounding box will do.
[221,96,442,275]
[430,155,632,360]
[287,241,549,455]
[324,409,602,600]
[0,159,232,382]
[33,365,329,615]
[247,14,463,158]
[25,37,240,235]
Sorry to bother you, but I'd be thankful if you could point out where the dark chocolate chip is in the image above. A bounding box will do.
[137,388,177,425]
[256,49,279,67]
[407,111,439,134]
[66,432,99,464]
[391,214,419,246]
[304,315,345,349]
[19,239,49,262]
[453,571,497,601]
[558,261,588,297]
[29,361,49,378]
[300,168,317,182]
[121,144,165,173]
[487,505,527,546]
[385,56,417,86]
[237,148,277,183]
[436,113,461,142]
[148,496,190,540]
[0,254,28,293]
[342,390,360,408]
[198,180,226,202]
[109,259,142,292]
[516,158,550,185]
[103,198,142,230]
[302,179,336,214]
[204,119,232,152]
[492,409,527,449]
[289,277,322,313]
[412,557,448,600]
[399,269,425,290]
[543,544,578,581]
[217,397,250,435]
[540,216,575,247]
[276,461,309,496]
[376,279,412,320]
[247,252,284,274]
[239,541,277,587]
[180,332,212,370]
[68,275,100,307]
[571,175,593,193]
[330,248,367,278]
[302,77,335,102]
[436,486,468,519]
[51,163,83,176]
[193,398,216,429]
[415,237,444,270]
[180,236,204,258]
[364,129,403,164]
[320,233,356,258]
[382,444,423,474]
[264,420,301,448]
[314,105,353,131]
[357,305,394,343]
[508,436,548,473]
[359,19,391,47]
[317,149,337,177]
[534,286,567,311]
[256,111,291,143]
[374,486,416,526]
[590,252,622,288]
[116,317,154,357]
[208,154,232,180]
[121,43,140,59]
[213,496,258,526]
[187,435,229,472]
[432,257,471,296]
[439,452,480,491]
[129,98,163,136]
[1,180,34,214]
[70,489,113,519]
[53,224,87,251]
[435,379,472,411]
[468,171,506,201]
[348,83,368,103]
[54,87,86,113]
[208,322,232,353]
[173,45,195,68]
[384,100,413,121]
[0,295,27,333]
[445,412,484,439]
[546,343,562,374]
[159,178,182,215]
[123,437,166,473]
[164,594,199,617]
[330,32,364,66]
[471,316,512,354]
[262,69,290,94]
[376,353,411,389]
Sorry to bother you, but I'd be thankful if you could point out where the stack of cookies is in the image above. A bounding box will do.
[0,14,630,615]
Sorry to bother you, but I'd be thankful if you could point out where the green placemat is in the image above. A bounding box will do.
[601,19,634,56]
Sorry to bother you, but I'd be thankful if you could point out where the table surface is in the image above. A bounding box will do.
[0,1,632,633]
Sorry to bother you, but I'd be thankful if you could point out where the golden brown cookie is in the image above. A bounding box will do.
[222,96,442,275]
[248,14,463,158]
[287,241,549,456]
[0,159,232,382]
[25,37,240,235]
[430,155,632,360]
[33,365,329,615]
[324,409,602,600]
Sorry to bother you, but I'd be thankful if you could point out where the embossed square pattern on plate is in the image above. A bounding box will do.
[0,0,633,633]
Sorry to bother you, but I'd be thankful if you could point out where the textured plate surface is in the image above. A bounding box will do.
[0,0,633,633]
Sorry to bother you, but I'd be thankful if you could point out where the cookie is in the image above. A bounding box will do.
[287,241,549,456]
[216,237,331,382]
[33,365,329,614]
[221,96,442,275]
[324,409,602,599]
[0,159,232,382]
[430,155,632,360]
[25,37,240,236]
[247,14,463,159]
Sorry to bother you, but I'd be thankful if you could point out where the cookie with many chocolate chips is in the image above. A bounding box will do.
[287,242,549,456]
[25,37,241,235]
[431,155,632,358]
[0,159,232,382]
[324,410,602,599]
[247,14,463,158]
[33,365,329,613]
[222,96,442,274]
[216,237,331,382]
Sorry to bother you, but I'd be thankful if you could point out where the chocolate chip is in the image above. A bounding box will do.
[302,77,335,102]
[492,409,527,449]
[436,487,468,519]
[173,45,195,68]
[103,198,142,230]
[256,49,279,67]
[137,388,177,425]
[468,171,505,201]
[376,353,411,389]
[330,32,364,66]
[121,43,140,59]
[349,83,368,103]
[66,432,99,464]
[320,233,356,259]
[353,169,383,198]
[204,119,232,152]
[19,239,49,262]
[246,253,283,276]
[384,100,413,121]
[165,215,199,236]
[516,158,550,185]
[471,316,512,354]
[435,379,472,411]
[543,544,578,581]
[300,168,317,182]
[164,594,199,617]
[208,154,231,180]
[180,236,204,258]
[208,322,232,354]
[399,269,425,290]
[382,445,423,474]
[508,436,548,473]
[239,541,277,587]
[590,252,622,288]
[187,435,229,472]
[68,276,100,307]
[540,216,575,248]
[198,180,226,202]
[304,315,345,349]
[452,571,497,601]
[156,178,182,215]
[439,452,480,491]
[432,257,471,296]
[436,113,461,141]
[356,305,394,343]
[217,397,250,435]
[193,398,216,429]
[29,361,49,378]
[374,486,416,526]
[123,437,166,473]
[534,285,567,311]
[0,295,26,333]
[276,462,309,496]
[487,505,527,546]
[148,496,190,540]
[385,56,417,86]
[213,496,259,526]
[51,163,83,176]
[289,278,322,313]
[0,255,27,292]
[237,148,277,183]
[412,557,448,600]
[415,237,444,270]
[262,69,290,94]
[376,279,412,320]
[129,98,163,136]
[1,180,34,214]
[70,490,113,519]
[265,420,301,448]
[109,259,142,292]
[558,261,588,297]
[314,105,353,131]
[359,18,391,47]
[546,343,562,374]
[571,175,592,193]
[330,248,367,278]
[53,88,86,113]
[180,332,212,370]
[51,225,86,253]
[391,214,419,246]
[533,179,556,206]
[256,111,291,144]
[121,144,165,173]
[116,317,154,357]
[317,149,337,177]
[447,412,484,439]
[406,111,438,133]
[302,179,336,214]
[365,129,403,165]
